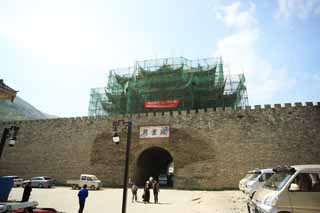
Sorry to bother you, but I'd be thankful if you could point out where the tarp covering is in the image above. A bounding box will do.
[0,176,14,202]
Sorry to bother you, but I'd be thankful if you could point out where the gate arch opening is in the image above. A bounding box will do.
[135,147,173,187]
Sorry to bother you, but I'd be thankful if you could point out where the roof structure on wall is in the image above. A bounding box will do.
[0,79,18,102]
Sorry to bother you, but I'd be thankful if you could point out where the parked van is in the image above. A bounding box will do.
[243,168,274,197]
[239,173,253,192]
[248,165,320,213]
[239,168,274,196]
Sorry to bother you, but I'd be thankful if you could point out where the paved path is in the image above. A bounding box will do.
[9,187,248,213]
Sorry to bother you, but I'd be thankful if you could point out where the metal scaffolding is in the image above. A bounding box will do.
[88,57,249,116]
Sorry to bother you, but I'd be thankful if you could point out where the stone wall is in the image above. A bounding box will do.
[0,102,319,189]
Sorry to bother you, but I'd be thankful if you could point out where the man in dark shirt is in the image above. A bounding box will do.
[153,180,160,204]
[21,181,32,202]
[78,184,89,213]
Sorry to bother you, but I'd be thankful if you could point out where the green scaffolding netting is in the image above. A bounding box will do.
[88,57,248,116]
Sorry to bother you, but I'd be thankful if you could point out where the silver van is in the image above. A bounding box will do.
[248,165,320,213]
[243,168,274,197]
[239,168,274,197]
[239,173,253,192]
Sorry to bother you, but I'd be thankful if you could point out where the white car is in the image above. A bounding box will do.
[243,168,274,197]
[22,176,55,188]
[239,173,254,192]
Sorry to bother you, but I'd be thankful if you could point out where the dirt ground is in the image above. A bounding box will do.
[9,187,248,213]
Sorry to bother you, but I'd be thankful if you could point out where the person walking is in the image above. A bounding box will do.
[131,182,138,202]
[78,184,89,213]
[21,181,32,202]
[148,177,153,189]
[143,181,150,203]
[153,180,160,204]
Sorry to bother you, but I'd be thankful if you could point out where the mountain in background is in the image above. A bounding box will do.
[0,96,57,121]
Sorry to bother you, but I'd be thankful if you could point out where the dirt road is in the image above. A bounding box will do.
[9,187,248,212]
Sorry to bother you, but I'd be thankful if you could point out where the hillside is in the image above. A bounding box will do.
[0,96,57,121]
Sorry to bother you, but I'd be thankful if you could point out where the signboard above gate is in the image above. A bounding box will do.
[139,125,170,139]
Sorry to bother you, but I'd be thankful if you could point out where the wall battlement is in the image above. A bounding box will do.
[1,101,319,126]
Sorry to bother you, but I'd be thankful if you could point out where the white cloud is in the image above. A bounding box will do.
[0,0,152,68]
[315,5,320,15]
[274,0,320,20]
[214,2,296,104]
[216,2,256,29]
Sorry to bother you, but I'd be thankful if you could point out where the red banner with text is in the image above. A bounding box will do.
[144,100,180,108]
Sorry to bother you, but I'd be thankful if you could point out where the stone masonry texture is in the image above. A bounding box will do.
[0,102,319,189]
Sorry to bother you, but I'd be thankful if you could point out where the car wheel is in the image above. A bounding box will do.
[72,185,77,190]
[90,185,96,190]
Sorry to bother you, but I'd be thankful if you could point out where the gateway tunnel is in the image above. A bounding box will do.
[135,147,173,187]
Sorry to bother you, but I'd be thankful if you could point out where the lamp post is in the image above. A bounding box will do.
[112,120,132,213]
[0,126,20,159]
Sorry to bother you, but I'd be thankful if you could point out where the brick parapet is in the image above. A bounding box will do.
[1,102,319,126]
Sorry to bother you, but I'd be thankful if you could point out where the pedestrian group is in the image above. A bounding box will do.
[131,177,160,204]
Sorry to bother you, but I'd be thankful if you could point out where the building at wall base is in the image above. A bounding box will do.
[88,57,248,116]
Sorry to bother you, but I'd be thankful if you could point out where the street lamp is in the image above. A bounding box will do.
[0,126,20,159]
[112,120,132,213]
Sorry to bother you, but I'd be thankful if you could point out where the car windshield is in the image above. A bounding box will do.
[264,172,293,190]
[244,174,252,179]
[248,173,260,180]
[44,177,52,180]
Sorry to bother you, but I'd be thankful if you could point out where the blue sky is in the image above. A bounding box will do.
[0,0,319,117]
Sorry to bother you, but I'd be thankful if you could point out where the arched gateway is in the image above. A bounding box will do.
[134,147,173,187]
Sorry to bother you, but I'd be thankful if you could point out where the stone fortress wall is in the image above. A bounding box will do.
[0,102,319,189]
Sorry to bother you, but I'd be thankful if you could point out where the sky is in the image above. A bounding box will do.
[0,0,319,117]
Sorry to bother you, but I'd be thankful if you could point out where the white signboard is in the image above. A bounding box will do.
[139,125,170,139]
[167,162,174,173]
